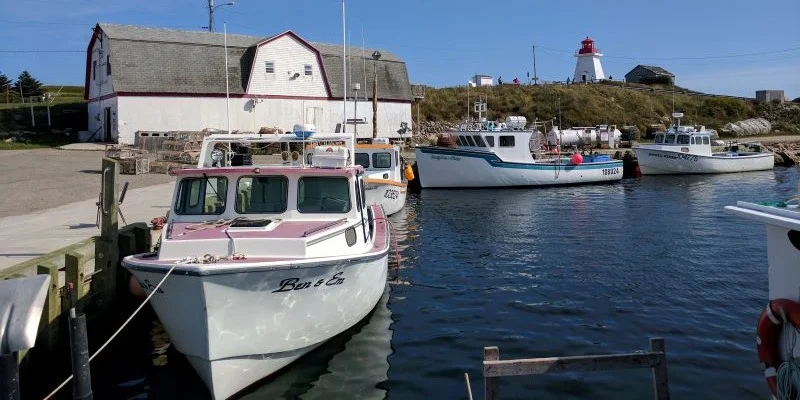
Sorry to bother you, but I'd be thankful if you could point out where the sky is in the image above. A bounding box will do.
[1,0,799,99]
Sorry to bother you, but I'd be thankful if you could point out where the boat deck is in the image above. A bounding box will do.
[168,219,347,241]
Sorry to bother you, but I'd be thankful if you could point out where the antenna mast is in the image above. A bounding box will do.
[532,44,538,85]
[342,1,353,158]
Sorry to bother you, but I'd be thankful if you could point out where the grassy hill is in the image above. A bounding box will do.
[0,85,86,135]
[417,83,800,135]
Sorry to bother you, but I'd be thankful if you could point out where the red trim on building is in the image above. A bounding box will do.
[87,91,413,104]
[245,30,333,97]
[83,25,102,100]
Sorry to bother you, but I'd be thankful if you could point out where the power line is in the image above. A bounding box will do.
[0,19,87,26]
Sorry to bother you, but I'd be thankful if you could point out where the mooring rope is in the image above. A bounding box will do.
[777,317,800,400]
[42,263,178,400]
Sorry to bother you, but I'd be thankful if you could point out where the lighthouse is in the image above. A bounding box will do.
[573,36,605,83]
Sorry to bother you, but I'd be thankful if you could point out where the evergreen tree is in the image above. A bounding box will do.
[12,70,44,100]
[0,72,11,102]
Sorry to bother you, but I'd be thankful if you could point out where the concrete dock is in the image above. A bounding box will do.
[0,182,174,271]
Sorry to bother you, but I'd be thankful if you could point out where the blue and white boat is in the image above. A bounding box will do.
[414,118,623,188]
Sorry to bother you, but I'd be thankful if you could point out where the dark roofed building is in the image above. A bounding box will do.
[85,23,412,143]
[624,65,675,85]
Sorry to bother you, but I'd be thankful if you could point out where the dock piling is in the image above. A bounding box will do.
[67,284,93,400]
[0,353,20,400]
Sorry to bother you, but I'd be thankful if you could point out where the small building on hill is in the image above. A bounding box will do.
[84,23,412,144]
[471,75,493,87]
[756,90,785,103]
[625,65,675,85]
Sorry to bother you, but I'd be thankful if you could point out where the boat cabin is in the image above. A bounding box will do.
[652,126,712,156]
[448,129,535,163]
[354,138,404,182]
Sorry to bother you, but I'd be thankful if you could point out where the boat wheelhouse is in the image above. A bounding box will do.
[123,142,390,399]
[353,138,411,215]
[415,118,624,188]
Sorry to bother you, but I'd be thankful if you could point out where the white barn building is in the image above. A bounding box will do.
[84,23,413,144]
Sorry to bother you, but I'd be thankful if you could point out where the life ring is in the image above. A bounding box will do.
[757,298,800,398]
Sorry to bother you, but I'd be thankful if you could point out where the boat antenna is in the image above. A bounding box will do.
[341,0,353,161]
[224,22,231,134]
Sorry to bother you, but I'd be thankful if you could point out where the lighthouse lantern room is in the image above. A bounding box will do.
[573,36,605,83]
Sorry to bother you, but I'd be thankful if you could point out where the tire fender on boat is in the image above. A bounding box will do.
[757,298,800,398]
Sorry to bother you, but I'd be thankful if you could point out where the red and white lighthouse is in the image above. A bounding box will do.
[573,36,605,83]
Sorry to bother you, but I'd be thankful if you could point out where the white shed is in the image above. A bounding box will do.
[84,24,413,144]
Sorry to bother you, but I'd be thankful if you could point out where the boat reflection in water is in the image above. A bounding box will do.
[240,288,394,399]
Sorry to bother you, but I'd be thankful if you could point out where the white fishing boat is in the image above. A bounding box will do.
[354,138,414,215]
[633,114,774,175]
[725,200,800,398]
[415,117,624,188]
[123,133,390,399]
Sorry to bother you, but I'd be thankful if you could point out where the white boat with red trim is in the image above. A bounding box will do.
[123,143,389,399]
[354,138,414,215]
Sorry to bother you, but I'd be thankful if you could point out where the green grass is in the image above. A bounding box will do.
[0,134,72,150]
[418,84,800,135]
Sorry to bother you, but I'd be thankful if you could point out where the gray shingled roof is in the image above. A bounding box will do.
[96,23,411,100]
[635,65,675,77]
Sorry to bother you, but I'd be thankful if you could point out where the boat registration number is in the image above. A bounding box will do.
[384,189,399,199]
[602,167,620,176]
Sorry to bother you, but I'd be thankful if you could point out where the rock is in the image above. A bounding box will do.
[4,137,17,143]
[722,118,772,136]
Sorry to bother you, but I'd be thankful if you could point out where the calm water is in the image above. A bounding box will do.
[65,168,800,399]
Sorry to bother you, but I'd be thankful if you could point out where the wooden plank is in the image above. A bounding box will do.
[483,352,662,378]
[64,251,88,300]
[484,346,500,400]
[650,338,670,400]
[36,263,60,350]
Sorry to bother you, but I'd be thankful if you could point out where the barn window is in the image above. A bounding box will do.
[304,64,313,76]
[265,61,275,74]
[106,55,111,75]
[93,61,97,80]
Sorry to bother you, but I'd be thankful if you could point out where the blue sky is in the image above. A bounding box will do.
[1,0,798,98]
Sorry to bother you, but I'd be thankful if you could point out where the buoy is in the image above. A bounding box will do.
[571,153,583,165]
[404,164,415,181]
[553,147,560,155]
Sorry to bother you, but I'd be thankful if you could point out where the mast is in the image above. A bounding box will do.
[342,0,353,159]
[224,23,231,134]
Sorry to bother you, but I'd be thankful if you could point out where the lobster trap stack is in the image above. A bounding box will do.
[104,144,150,175]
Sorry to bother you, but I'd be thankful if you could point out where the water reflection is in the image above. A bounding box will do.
[241,289,393,399]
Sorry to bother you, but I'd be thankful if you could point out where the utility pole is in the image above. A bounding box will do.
[371,50,381,138]
[208,0,214,32]
[532,44,539,85]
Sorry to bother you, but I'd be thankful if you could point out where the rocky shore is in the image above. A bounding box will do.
[763,142,800,166]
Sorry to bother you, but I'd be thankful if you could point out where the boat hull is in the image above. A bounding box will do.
[415,146,623,188]
[633,148,774,174]
[124,253,388,399]
[364,179,407,215]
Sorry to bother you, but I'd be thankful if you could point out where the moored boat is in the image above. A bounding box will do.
[414,117,624,188]
[123,138,389,399]
[354,138,413,215]
[633,115,774,175]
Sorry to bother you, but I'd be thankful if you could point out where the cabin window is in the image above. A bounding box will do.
[499,136,515,147]
[690,137,695,144]
[372,152,392,169]
[455,136,466,146]
[654,134,663,144]
[298,177,351,213]
[473,135,487,147]
[304,64,313,76]
[265,61,275,74]
[465,136,476,146]
[174,176,228,215]
[106,55,111,75]
[355,153,370,168]
[677,135,690,145]
[703,136,710,145]
[485,136,495,147]
[665,134,676,143]
[236,176,288,213]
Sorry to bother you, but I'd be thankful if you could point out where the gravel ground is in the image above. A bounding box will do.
[0,149,173,218]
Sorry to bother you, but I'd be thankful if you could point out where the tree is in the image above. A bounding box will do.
[0,72,10,103]
[12,70,44,100]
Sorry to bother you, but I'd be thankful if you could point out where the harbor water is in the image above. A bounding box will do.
[54,167,799,399]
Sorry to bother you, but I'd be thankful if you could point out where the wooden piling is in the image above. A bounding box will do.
[650,338,670,400]
[64,252,88,301]
[484,346,500,400]
[96,158,120,310]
